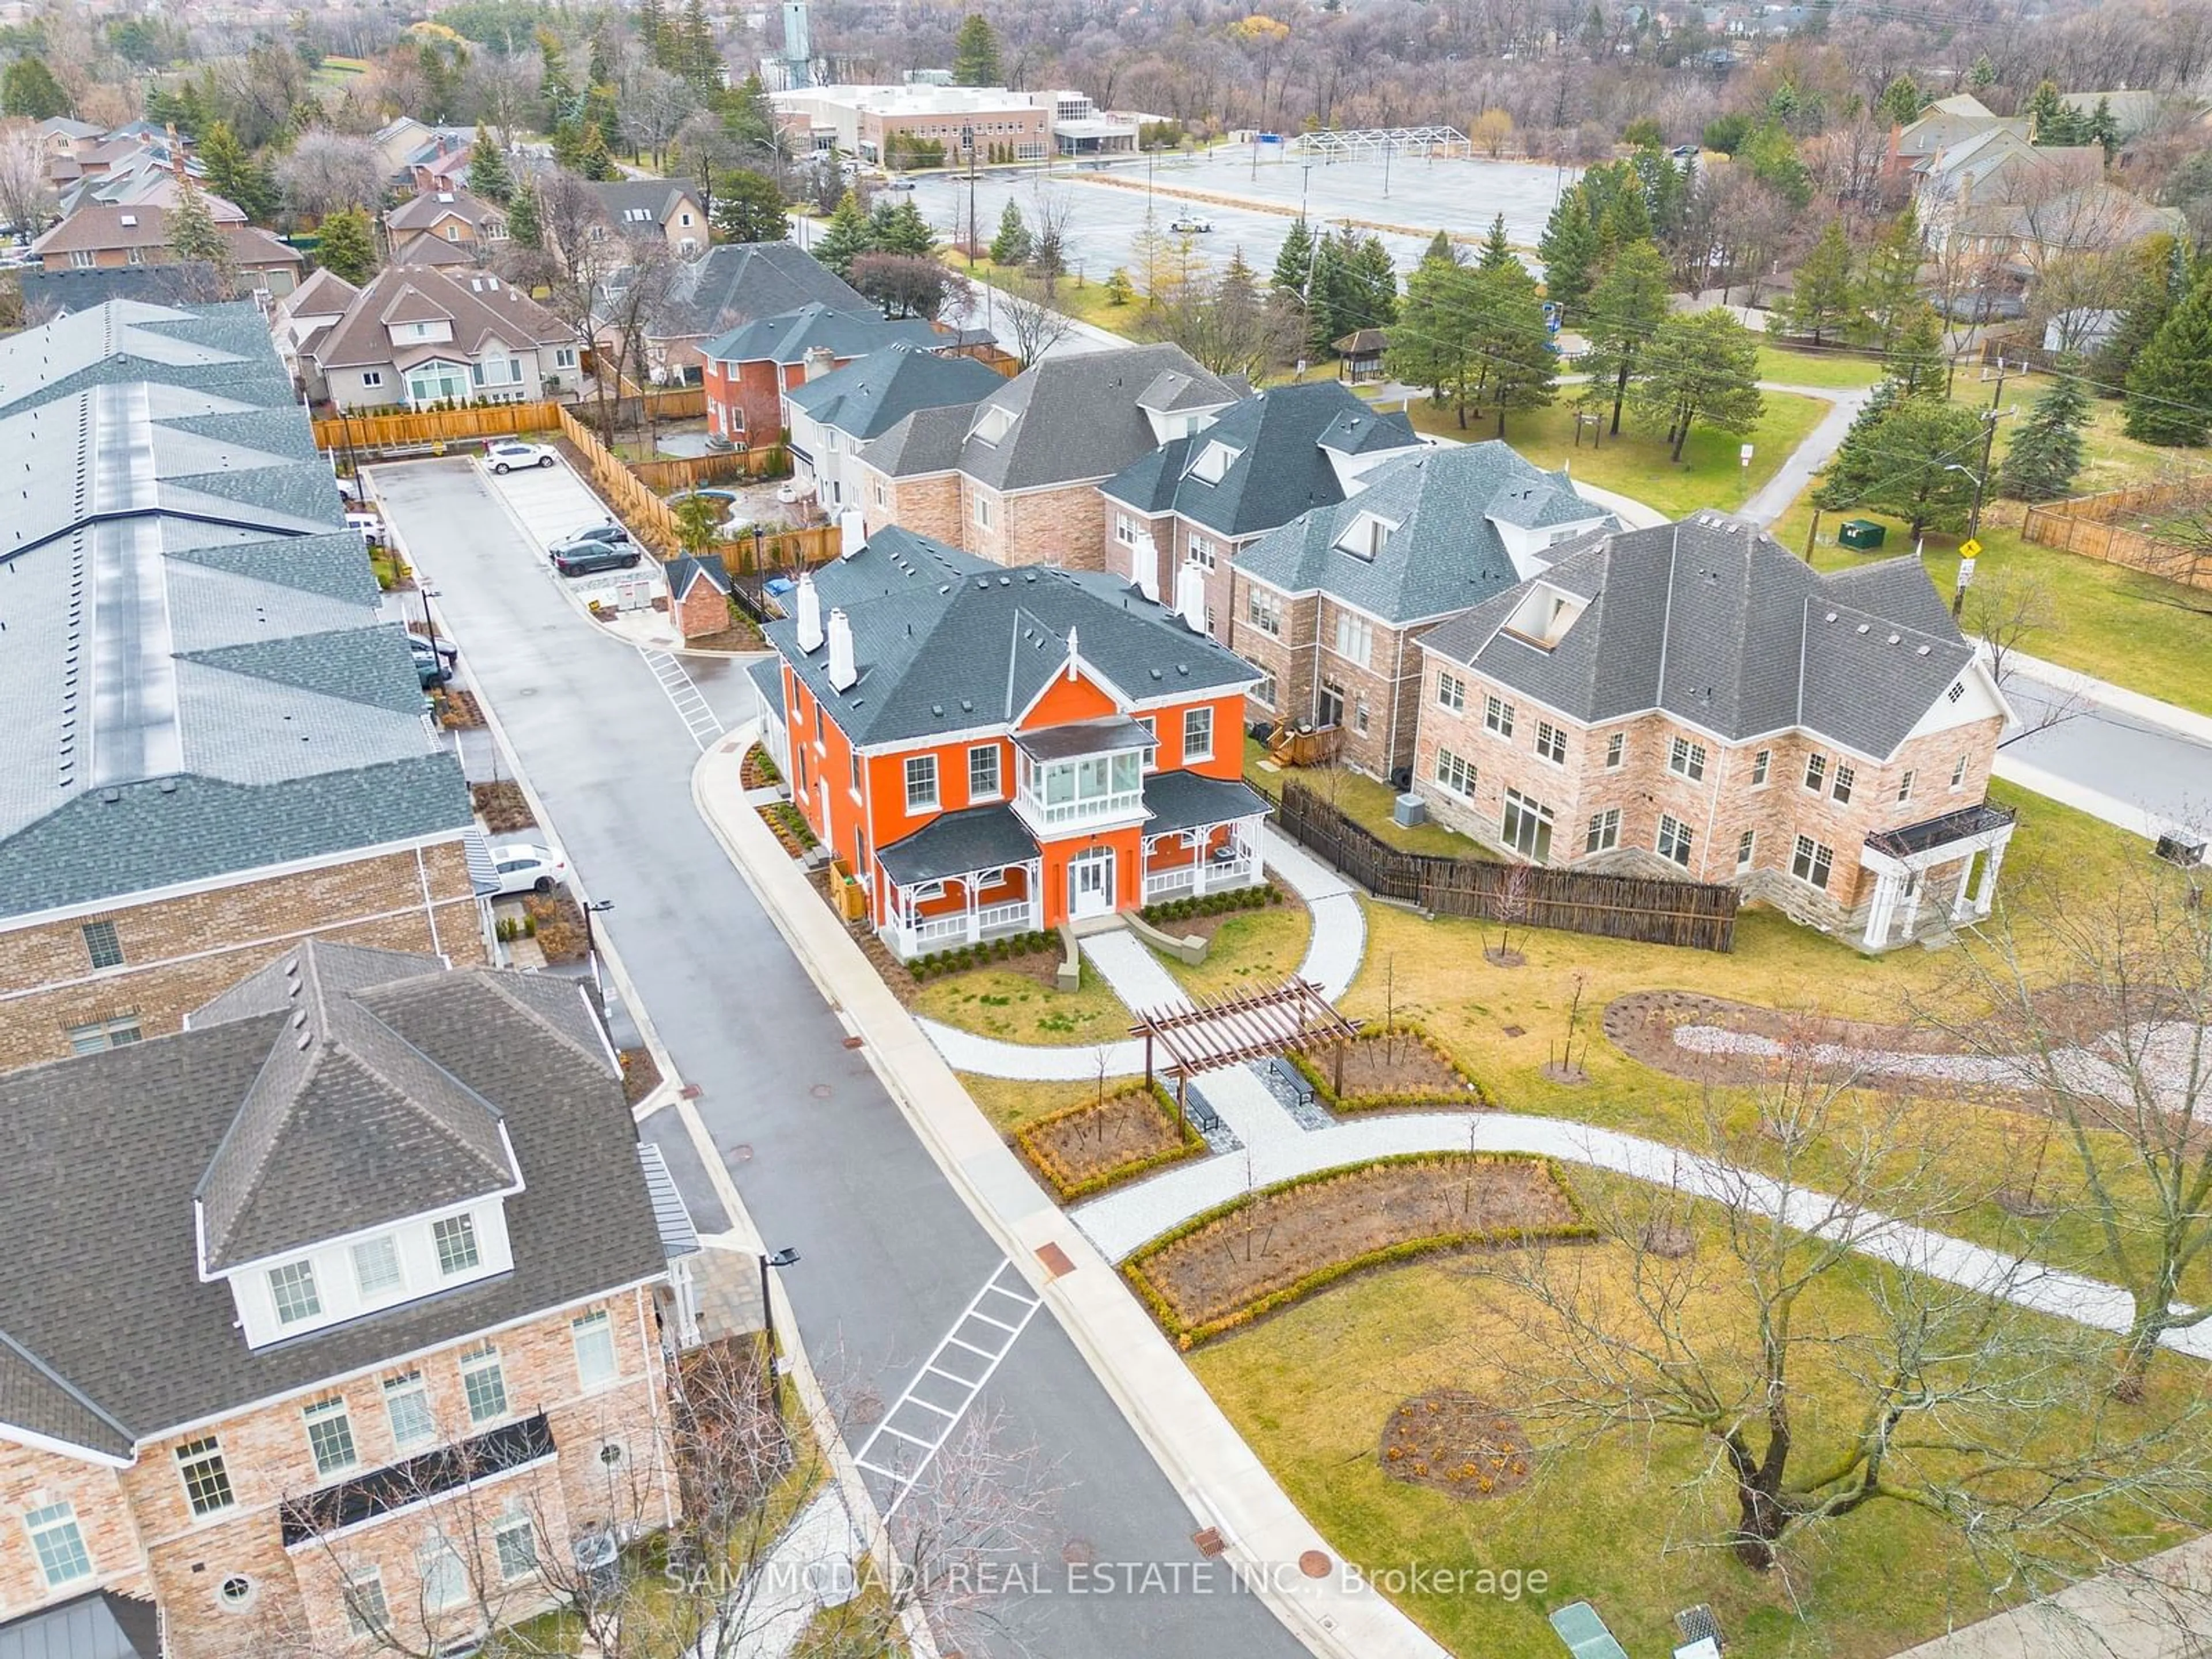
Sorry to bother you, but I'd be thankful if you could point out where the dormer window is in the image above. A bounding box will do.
[434,1214,480,1275]
[268,1259,321,1325]
[1188,440,1241,484]
[1334,512,1395,560]
[351,1234,402,1295]
[971,405,1014,444]
[1501,583,1587,649]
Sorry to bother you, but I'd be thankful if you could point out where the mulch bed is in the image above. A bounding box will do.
[681,623,766,653]
[470,781,536,835]
[760,801,817,858]
[740,745,783,791]
[1127,1155,1587,1347]
[522,890,588,964]
[1158,885,1302,949]
[1380,1392,1533,1501]
[1295,1025,1488,1112]
[619,1046,662,1106]
[433,687,486,729]
[1015,1083,1202,1202]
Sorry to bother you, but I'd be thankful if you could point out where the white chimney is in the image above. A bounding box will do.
[802,345,837,381]
[838,507,866,558]
[1175,561,1207,634]
[827,608,857,691]
[1132,533,1160,603]
[1065,625,1080,681]
[796,573,823,652]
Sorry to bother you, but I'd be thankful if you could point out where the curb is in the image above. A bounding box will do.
[690,728,1453,1659]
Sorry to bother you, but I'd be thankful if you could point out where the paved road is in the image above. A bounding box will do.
[1999,674,2212,840]
[1739,382,1872,528]
[369,458,1310,1659]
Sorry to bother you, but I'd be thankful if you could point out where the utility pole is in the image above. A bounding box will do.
[1949,406,2008,619]
[964,123,976,268]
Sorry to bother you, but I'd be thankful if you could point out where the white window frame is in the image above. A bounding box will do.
[461,1349,509,1425]
[1585,808,1620,854]
[352,1234,402,1297]
[1803,753,1827,793]
[1134,715,1158,771]
[1483,695,1514,739]
[1604,732,1624,769]
[1245,587,1282,637]
[66,1016,142,1054]
[176,1437,235,1517]
[1657,813,1694,868]
[1331,610,1372,668]
[1437,671,1465,713]
[268,1259,321,1325]
[1182,706,1214,762]
[1750,748,1770,786]
[1435,748,1476,798]
[419,1539,470,1612]
[383,1372,438,1450]
[1667,736,1707,782]
[494,1511,539,1582]
[1950,754,1968,790]
[1189,533,1218,569]
[967,744,1001,801]
[433,1213,480,1276]
[1831,763,1855,804]
[1113,512,1141,547]
[344,1569,388,1636]
[573,1310,619,1391]
[359,369,385,388]
[1791,834,1835,890]
[1251,672,1277,709]
[304,1397,358,1476]
[1536,721,1567,765]
[1897,768,1916,804]
[971,491,995,530]
[904,753,940,812]
[24,1502,92,1586]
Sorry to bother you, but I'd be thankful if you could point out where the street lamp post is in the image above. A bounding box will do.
[963,124,976,268]
[1940,461,1990,619]
[1382,138,1393,198]
[759,1245,801,1379]
[581,898,614,999]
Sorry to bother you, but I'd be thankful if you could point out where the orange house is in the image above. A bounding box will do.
[760,527,1270,957]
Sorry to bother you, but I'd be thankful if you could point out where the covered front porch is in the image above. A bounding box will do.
[1138,771,1272,905]
[875,804,1045,960]
[1859,801,2018,950]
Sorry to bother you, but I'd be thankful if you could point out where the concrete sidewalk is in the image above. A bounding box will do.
[692,730,1453,1659]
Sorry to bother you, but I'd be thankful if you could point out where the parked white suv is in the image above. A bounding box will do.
[483,440,557,474]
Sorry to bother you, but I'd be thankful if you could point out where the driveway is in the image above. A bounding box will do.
[366,457,1309,1659]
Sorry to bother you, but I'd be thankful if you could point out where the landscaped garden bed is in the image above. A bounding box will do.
[1013,1079,1203,1202]
[1380,1392,1532,1502]
[618,1046,662,1106]
[1124,1154,1589,1348]
[740,745,783,791]
[432,687,485,729]
[906,931,1061,980]
[1291,1023,1489,1112]
[1139,881,1283,930]
[760,800,817,858]
[522,890,588,963]
[470,780,535,834]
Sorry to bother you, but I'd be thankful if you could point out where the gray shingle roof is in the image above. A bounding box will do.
[874,802,1038,884]
[760,527,1258,747]
[1419,513,1980,759]
[957,344,1236,493]
[1233,440,1611,625]
[1100,380,1418,539]
[785,342,1005,442]
[859,400,972,478]
[608,241,870,342]
[0,942,665,1453]
[666,555,730,601]
[587,176,702,226]
[1141,770,1272,835]
[700,301,940,368]
[0,302,471,922]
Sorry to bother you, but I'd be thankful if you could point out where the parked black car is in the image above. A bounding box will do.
[552,541,644,577]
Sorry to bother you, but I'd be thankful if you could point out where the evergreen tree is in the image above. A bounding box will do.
[1816,384,1986,534]
[315,205,377,285]
[638,0,674,66]
[1352,232,1398,328]
[1876,74,1924,127]
[1103,268,1133,305]
[582,85,626,164]
[1270,215,1314,301]
[2,55,69,120]
[1629,308,1764,462]
[867,198,936,256]
[1385,243,1468,410]
[1969,53,1997,89]
[1466,255,1556,438]
[1537,187,1597,323]
[2125,269,2212,446]
[989,199,1031,267]
[952,14,1002,86]
[1740,118,1812,210]
[575,123,618,182]
[680,0,718,93]
[1422,228,1459,266]
[538,30,576,130]
[1581,237,1672,435]
[468,124,514,204]
[551,121,588,173]
[1814,380,1900,509]
[507,179,541,249]
[166,176,229,271]
[1778,221,1861,345]
[1476,213,1516,273]
[1593,184,1652,259]
[814,189,872,279]
[1857,203,1923,352]
[1882,304,1947,397]
[1630,144,1686,238]
[2092,233,2184,393]
[2088,94,2120,160]
[713,169,788,242]
[1997,357,2090,502]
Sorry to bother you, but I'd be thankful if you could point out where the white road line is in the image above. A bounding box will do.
[850,1260,1043,1518]
[641,648,725,749]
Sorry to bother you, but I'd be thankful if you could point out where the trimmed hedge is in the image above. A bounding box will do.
[906,930,1060,980]
[1013,1078,1203,1202]
[1139,881,1283,928]
[1123,1153,1592,1349]
[1290,1021,1493,1113]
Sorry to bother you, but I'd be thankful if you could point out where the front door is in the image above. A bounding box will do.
[1069,849,1115,918]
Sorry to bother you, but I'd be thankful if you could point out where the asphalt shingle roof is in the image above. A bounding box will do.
[701,301,940,368]
[956,344,1237,494]
[1141,770,1273,835]
[609,242,869,342]
[0,942,665,1453]
[1233,441,1610,625]
[859,401,972,478]
[1419,513,1981,759]
[760,527,1257,747]
[1100,380,1418,539]
[874,803,1039,884]
[786,342,1005,442]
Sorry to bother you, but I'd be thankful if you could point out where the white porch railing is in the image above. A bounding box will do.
[1143,865,1196,902]
[896,892,1042,959]
[976,899,1033,931]
[1142,853,1258,903]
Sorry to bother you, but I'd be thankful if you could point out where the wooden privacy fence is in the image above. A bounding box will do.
[2021,480,2212,592]
[314,402,561,452]
[628,448,788,493]
[1276,782,1738,952]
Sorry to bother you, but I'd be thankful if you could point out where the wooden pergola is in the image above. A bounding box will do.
[1130,977,1362,1128]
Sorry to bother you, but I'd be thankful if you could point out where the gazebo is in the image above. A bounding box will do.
[1333,328,1387,382]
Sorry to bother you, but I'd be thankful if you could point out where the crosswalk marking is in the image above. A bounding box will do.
[641,649,724,749]
[851,1259,1044,1519]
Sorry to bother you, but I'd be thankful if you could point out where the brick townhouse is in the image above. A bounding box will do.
[1412,513,2017,947]
[699,301,945,449]
[1228,441,1612,779]
[0,940,698,1658]
[755,526,1268,956]
[0,297,484,1070]
[853,343,1238,572]
[1099,378,1421,646]
[785,340,1004,515]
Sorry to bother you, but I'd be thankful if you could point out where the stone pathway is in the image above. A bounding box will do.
[1067,1106,2212,1364]
[1078,928,1190,1018]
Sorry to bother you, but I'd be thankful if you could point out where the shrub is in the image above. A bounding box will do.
[1289,1021,1492,1112]
[1012,1079,1202,1201]
[1138,880,1282,928]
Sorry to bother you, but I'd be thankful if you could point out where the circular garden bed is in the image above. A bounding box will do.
[1380,1392,1533,1501]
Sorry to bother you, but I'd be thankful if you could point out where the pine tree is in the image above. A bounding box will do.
[1385,244,1468,408]
[315,205,377,285]
[868,198,936,257]
[1629,308,1764,461]
[538,31,575,130]
[1969,53,1997,89]
[1104,268,1134,305]
[196,122,276,223]
[1,55,69,120]
[639,0,673,66]
[1997,357,2090,502]
[2093,234,2184,394]
[1875,74,1924,127]
[1740,118,1812,210]
[1421,228,1459,266]
[1833,398,1984,534]
[166,176,229,272]
[1353,232,1398,328]
[575,123,618,183]
[1467,256,1556,438]
[2088,95,2120,160]
[713,169,788,243]
[1537,187,1597,323]
[814,189,872,279]
[1271,215,1314,301]
[507,180,541,249]
[988,199,1031,267]
[1778,221,1861,345]
[2124,270,2212,446]
[680,0,717,92]
[1882,303,1946,397]
[1857,204,1923,352]
[468,124,514,204]
[952,14,1002,86]
[1477,213,1516,273]
[1581,237,1672,435]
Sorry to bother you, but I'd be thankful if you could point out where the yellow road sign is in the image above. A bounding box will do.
[1958,538,1982,559]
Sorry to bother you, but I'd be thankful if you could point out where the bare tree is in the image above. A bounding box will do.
[622,65,698,173]
[463,50,543,147]
[1025,180,1077,295]
[1963,569,2087,745]
[276,132,387,225]
[0,120,55,240]
[997,274,1077,368]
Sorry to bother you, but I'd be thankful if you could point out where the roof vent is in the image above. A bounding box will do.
[1824,611,1837,622]
[1887,632,1900,645]
[1856,623,1870,634]
[157,778,177,793]
[100,787,120,804]
[999,575,1010,585]
[1916,645,1931,655]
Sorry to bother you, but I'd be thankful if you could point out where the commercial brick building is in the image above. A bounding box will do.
[0,941,695,1658]
[1227,441,1612,778]
[1411,513,2016,947]
[0,298,483,1070]
[759,527,1267,956]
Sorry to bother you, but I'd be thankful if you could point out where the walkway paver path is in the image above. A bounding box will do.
[1741,382,1872,527]
[1070,1104,2212,1363]
[1080,928,1191,1018]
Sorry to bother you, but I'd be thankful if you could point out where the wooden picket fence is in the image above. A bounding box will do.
[2020,480,2212,591]
[1275,782,1738,952]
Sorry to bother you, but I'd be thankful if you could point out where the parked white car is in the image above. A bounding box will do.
[483,440,558,474]
[1169,214,1214,233]
[489,842,569,896]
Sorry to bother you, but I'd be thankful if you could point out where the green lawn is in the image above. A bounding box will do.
[909,959,1131,1047]
[1393,388,1830,520]
[946,252,1132,333]
[1754,344,1888,390]
[1163,894,1315,1000]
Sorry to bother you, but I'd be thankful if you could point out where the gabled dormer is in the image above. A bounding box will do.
[191,946,524,1350]
[378,285,456,349]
